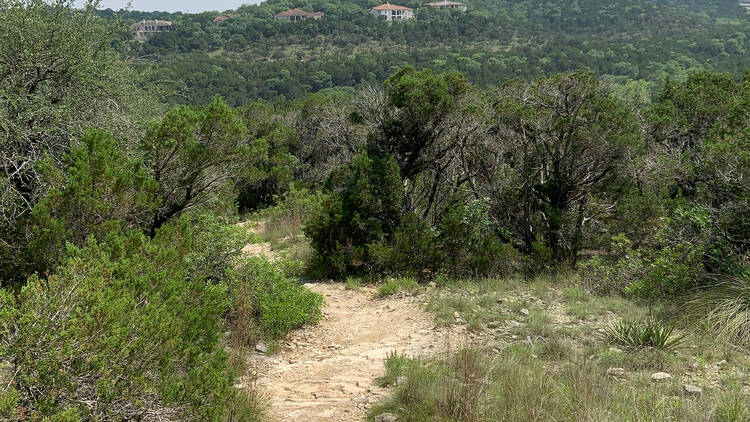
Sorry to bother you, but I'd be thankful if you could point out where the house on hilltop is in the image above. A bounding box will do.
[274,8,325,21]
[369,3,415,21]
[132,19,173,36]
[427,1,467,11]
[213,13,236,24]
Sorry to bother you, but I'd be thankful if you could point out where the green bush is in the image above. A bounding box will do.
[0,229,240,420]
[228,257,323,341]
[437,199,518,278]
[305,152,405,278]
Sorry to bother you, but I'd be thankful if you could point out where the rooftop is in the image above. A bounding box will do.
[427,1,466,5]
[275,8,325,17]
[371,3,414,11]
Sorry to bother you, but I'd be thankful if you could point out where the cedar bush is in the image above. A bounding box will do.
[0,228,239,420]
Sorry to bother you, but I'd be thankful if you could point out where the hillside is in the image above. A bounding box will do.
[105,0,750,105]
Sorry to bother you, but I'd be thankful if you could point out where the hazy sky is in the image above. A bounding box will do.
[95,0,260,13]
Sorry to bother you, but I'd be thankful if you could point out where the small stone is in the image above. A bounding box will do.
[375,413,398,422]
[651,372,672,382]
[353,395,369,404]
[608,347,623,353]
[606,367,626,377]
[683,384,702,396]
[520,308,530,316]
[396,376,407,385]
[255,342,268,354]
[428,282,437,288]
[454,311,461,318]
[492,348,500,354]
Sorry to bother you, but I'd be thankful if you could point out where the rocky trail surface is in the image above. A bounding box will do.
[247,283,464,421]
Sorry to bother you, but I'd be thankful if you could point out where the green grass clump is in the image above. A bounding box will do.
[344,277,362,290]
[378,278,419,297]
[605,319,684,351]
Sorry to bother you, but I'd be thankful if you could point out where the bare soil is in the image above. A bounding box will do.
[248,283,464,422]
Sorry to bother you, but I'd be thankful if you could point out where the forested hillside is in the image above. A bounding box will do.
[103,0,750,105]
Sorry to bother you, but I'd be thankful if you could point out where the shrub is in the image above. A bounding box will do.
[0,230,239,421]
[369,212,441,279]
[253,185,326,246]
[228,257,323,341]
[305,152,405,278]
[605,319,685,351]
[437,199,518,278]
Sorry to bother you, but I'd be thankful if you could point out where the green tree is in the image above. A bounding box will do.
[141,97,249,235]
[485,71,640,263]
[27,130,158,275]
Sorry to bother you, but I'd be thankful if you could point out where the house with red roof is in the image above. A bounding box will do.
[274,8,325,22]
[369,3,415,21]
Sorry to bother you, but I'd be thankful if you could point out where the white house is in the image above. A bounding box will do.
[427,1,467,11]
[132,19,173,36]
[369,3,415,21]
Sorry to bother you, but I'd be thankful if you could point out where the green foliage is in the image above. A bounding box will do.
[27,130,158,274]
[305,152,405,278]
[142,96,250,234]
[0,227,238,420]
[237,102,301,212]
[0,0,156,285]
[228,257,323,341]
[105,0,750,106]
[437,199,518,278]
[605,320,685,351]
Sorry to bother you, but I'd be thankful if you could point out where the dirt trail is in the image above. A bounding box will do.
[249,283,464,421]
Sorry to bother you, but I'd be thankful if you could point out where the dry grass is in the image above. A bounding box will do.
[371,275,750,422]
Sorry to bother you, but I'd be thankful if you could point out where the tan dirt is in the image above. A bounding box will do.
[248,283,465,422]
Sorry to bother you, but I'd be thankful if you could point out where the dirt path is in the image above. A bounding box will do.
[249,283,464,421]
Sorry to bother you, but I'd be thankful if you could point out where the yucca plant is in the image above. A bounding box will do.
[605,319,685,350]
[685,275,750,348]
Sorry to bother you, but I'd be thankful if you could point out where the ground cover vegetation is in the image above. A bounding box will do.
[1,0,749,420]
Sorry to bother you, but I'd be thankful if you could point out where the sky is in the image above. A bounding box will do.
[94,0,260,13]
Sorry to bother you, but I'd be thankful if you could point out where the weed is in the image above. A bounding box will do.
[344,277,362,290]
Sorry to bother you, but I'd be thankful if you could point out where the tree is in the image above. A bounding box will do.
[483,71,640,263]
[26,130,158,275]
[0,0,150,228]
[141,97,249,235]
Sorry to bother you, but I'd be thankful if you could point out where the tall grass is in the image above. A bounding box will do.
[370,345,748,422]
[685,274,750,348]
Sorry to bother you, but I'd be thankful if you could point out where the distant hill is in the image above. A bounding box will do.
[100,0,750,105]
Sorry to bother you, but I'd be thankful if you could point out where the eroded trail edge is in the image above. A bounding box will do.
[248,283,463,422]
